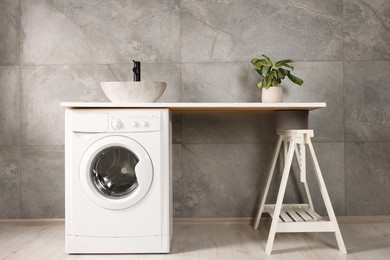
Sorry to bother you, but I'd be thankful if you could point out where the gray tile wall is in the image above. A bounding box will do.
[0,0,389,218]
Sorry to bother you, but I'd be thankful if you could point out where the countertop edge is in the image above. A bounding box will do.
[60,102,326,111]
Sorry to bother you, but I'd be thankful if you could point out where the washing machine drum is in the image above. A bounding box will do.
[79,136,153,210]
[92,146,139,198]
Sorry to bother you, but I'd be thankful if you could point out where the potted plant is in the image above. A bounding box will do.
[251,55,303,102]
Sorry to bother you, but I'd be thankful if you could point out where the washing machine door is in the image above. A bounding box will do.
[79,135,153,210]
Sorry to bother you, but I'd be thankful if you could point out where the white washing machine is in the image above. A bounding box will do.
[64,108,172,254]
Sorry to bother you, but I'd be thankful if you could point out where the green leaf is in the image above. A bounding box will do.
[254,67,263,76]
[261,54,273,66]
[250,58,259,64]
[282,63,294,70]
[276,69,285,79]
[251,58,269,68]
[266,71,276,88]
[261,66,270,77]
[271,78,278,86]
[257,81,263,88]
[262,78,267,88]
[287,73,304,86]
[275,59,293,68]
[278,68,290,76]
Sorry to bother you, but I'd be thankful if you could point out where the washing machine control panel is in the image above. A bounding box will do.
[109,110,161,132]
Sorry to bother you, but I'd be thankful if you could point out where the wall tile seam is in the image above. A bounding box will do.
[181,141,277,145]
[15,62,181,67]
[179,0,182,104]
[16,50,23,219]
[18,141,22,219]
[0,65,21,68]
[180,60,390,65]
[178,0,184,218]
[0,63,20,67]
[341,0,345,62]
[180,60,347,64]
[180,141,344,144]
[17,16,22,218]
[15,59,390,68]
[17,0,21,67]
[343,59,390,62]
[18,64,21,150]
[342,16,346,214]
[11,60,390,69]
[343,140,390,143]
[9,59,390,67]
[18,145,65,147]
[179,145,184,218]
[308,141,345,144]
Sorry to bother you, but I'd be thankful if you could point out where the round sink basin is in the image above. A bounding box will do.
[101,82,167,103]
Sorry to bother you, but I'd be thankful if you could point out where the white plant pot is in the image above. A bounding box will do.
[262,86,283,103]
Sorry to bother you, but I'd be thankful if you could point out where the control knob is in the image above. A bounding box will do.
[111,119,124,130]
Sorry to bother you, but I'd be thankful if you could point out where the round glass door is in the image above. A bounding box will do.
[91,146,139,199]
[79,136,153,210]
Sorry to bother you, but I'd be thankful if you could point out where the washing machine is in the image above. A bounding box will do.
[64,108,172,254]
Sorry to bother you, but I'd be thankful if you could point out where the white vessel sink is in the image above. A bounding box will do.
[101,82,167,103]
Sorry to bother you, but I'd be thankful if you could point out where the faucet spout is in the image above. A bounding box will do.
[132,60,141,82]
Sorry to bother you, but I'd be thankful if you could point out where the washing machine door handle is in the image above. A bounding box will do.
[134,158,153,190]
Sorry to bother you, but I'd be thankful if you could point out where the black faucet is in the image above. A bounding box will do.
[132,60,141,82]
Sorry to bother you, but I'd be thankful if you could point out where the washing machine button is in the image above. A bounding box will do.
[139,121,150,127]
